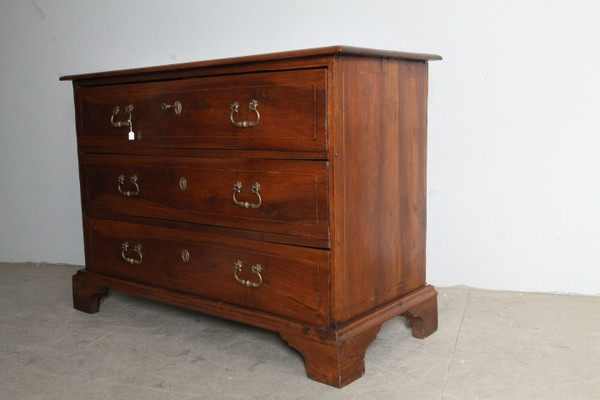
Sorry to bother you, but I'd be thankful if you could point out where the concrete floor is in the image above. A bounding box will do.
[1,262,598,399]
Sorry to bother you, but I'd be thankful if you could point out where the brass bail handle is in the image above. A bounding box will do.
[121,242,143,265]
[111,104,134,128]
[230,99,260,128]
[233,260,263,288]
[117,174,140,197]
[232,181,262,209]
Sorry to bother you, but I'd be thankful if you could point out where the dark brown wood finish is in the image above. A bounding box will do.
[79,155,329,240]
[77,69,327,152]
[330,56,430,323]
[84,217,330,324]
[63,46,440,388]
[60,46,441,83]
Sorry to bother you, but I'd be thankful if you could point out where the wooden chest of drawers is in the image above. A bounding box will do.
[61,46,441,387]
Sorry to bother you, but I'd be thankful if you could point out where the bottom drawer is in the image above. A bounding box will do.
[84,218,329,325]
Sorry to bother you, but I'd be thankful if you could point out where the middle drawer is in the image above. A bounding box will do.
[80,155,329,241]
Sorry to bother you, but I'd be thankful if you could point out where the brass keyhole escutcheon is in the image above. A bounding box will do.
[181,249,190,263]
[179,177,187,191]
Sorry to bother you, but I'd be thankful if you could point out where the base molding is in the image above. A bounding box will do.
[72,269,437,387]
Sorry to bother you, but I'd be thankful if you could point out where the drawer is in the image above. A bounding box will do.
[80,154,329,241]
[84,218,329,324]
[77,69,327,152]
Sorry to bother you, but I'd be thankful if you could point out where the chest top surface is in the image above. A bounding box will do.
[60,45,441,83]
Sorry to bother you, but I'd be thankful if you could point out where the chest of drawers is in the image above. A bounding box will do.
[61,46,441,387]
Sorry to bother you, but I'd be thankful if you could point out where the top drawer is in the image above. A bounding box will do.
[76,69,327,152]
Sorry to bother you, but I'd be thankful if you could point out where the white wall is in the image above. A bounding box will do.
[1,0,599,295]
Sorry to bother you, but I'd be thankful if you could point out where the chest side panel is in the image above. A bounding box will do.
[332,57,429,323]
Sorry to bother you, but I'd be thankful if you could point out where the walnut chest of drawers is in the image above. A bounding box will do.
[61,46,441,387]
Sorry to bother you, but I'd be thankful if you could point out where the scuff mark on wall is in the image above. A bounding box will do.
[31,0,45,21]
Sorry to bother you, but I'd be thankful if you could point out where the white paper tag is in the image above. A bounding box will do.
[128,130,135,141]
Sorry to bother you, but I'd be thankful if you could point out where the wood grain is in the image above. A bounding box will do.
[64,46,440,388]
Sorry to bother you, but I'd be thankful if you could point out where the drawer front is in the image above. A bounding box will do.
[85,218,329,324]
[80,155,329,240]
[77,69,327,152]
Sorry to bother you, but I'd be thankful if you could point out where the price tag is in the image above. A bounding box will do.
[128,120,135,140]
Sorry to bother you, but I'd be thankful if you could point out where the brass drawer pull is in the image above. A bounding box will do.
[121,242,143,265]
[234,260,263,288]
[110,105,134,128]
[230,99,260,128]
[161,100,182,115]
[117,174,140,197]
[232,181,262,209]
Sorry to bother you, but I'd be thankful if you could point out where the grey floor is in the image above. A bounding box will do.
[1,262,598,400]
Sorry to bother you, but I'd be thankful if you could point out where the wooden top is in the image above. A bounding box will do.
[60,45,442,82]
